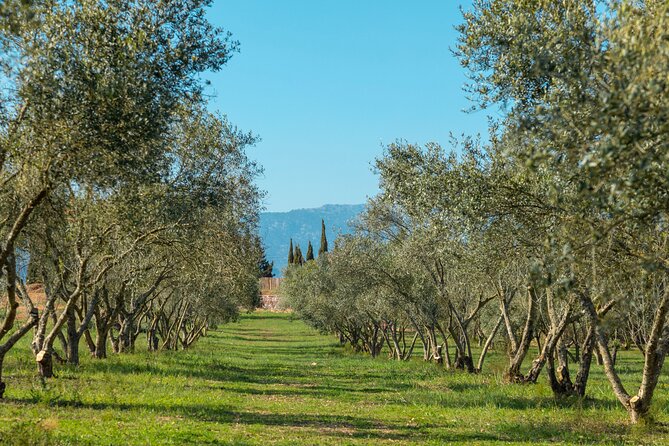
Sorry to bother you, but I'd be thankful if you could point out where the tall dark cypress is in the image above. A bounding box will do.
[295,245,304,266]
[288,239,294,265]
[318,219,328,256]
[258,255,274,278]
[306,241,314,261]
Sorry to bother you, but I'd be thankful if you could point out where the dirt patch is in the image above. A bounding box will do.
[3,283,53,321]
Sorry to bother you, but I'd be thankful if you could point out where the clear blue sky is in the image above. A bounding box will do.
[206,1,490,212]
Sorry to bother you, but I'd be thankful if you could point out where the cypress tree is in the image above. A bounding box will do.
[288,239,294,265]
[258,253,274,278]
[318,219,328,256]
[295,245,304,265]
[306,241,314,261]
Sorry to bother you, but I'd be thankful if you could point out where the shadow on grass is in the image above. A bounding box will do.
[79,344,625,415]
[7,396,633,444]
[221,335,313,343]
[20,359,624,419]
[84,359,416,398]
[5,311,656,445]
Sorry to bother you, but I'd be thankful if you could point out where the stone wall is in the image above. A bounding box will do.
[259,278,284,310]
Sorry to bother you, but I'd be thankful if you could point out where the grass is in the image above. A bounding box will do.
[0,311,667,445]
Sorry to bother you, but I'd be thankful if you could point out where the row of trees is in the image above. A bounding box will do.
[287,219,328,266]
[283,0,669,424]
[0,0,262,396]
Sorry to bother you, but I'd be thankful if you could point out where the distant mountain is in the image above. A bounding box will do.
[259,204,365,277]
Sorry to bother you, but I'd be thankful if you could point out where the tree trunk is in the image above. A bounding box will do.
[66,308,80,365]
[427,325,442,365]
[94,327,109,359]
[454,320,475,373]
[546,339,576,397]
[147,329,159,352]
[119,317,135,353]
[84,329,96,355]
[404,332,419,360]
[0,356,5,399]
[449,324,475,373]
[442,336,452,369]
[572,322,596,397]
[506,285,537,381]
[36,350,54,378]
[477,314,503,372]
[66,335,80,366]
[436,324,452,369]
[580,288,668,424]
[423,329,431,361]
[500,293,518,353]
[524,307,572,384]
[389,323,403,360]
[0,254,40,396]
[110,327,121,354]
[612,344,619,365]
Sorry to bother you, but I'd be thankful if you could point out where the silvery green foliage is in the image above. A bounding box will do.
[0,0,263,385]
[288,0,669,422]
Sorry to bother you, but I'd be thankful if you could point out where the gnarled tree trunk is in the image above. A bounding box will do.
[581,288,669,424]
[0,254,39,397]
[506,286,537,381]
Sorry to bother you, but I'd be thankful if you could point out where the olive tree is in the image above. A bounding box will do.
[0,0,241,392]
[457,0,669,422]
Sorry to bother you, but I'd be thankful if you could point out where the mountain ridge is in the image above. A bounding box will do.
[259,203,365,277]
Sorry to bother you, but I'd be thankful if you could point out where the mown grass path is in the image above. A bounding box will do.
[0,311,668,445]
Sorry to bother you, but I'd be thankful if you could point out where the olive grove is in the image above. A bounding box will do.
[0,0,263,395]
[282,0,669,424]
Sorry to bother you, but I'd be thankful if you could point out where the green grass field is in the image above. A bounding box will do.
[0,311,667,445]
